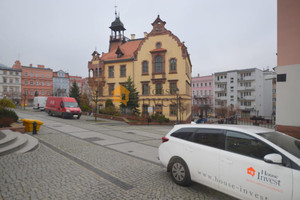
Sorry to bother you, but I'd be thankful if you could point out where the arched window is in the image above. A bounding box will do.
[142,61,148,74]
[89,69,94,78]
[95,68,98,77]
[170,58,176,72]
[155,56,162,73]
[99,68,102,76]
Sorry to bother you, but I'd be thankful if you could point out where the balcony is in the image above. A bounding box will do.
[215,96,227,101]
[243,76,255,81]
[215,79,227,83]
[215,103,227,108]
[238,76,255,81]
[215,87,227,92]
[237,86,255,91]
[240,106,254,110]
[193,95,210,99]
[243,96,255,100]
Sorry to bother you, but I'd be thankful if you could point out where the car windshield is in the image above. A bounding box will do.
[64,102,78,108]
[258,131,300,159]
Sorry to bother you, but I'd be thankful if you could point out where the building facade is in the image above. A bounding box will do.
[191,74,214,117]
[0,63,22,104]
[214,68,274,119]
[275,0,300,137]
[12,60,53,105]
[53,70,69,97]
[69,76,88,94]
[88,14,192,122]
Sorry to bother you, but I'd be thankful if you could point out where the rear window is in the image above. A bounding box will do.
[171,128,196,141]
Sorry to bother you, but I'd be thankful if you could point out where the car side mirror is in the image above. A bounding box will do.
[264,153,282,164]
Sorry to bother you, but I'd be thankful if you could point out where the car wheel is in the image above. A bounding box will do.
[170,158,191,186]
[62,113,65,119]
[48,111,52,116]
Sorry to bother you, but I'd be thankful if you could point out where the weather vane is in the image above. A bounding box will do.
[114,3,117,17]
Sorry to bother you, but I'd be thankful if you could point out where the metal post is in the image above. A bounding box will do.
[32,121,37,135]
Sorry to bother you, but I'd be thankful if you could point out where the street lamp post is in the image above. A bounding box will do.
[176,88,179,124]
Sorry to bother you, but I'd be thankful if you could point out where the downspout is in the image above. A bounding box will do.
[132,60,135,83]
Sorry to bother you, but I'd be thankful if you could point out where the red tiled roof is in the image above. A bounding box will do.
[101,40,143,61]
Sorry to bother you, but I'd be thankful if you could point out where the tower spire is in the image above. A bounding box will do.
[114,5,117,18]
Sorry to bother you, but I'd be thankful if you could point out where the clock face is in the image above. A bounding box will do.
[156,42,161,48]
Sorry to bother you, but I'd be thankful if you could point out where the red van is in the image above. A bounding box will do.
[45,97,82,119]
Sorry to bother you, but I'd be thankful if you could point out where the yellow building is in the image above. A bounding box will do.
[88,14,192,122]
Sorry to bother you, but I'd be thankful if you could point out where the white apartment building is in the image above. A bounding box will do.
[53,70,70,97]
[0,64,22,104]
[214,68,275,119]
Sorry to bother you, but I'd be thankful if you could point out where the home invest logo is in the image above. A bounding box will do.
[112,85,130,105]
[247,167,256,177]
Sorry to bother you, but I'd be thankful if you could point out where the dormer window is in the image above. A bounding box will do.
[116,46,124,58]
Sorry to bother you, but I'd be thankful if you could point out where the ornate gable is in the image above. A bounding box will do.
[148,15,169,36]
[91,51,100,61]
[115,46,124,58]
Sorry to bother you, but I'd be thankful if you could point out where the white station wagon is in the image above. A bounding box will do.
[158,124,300,200]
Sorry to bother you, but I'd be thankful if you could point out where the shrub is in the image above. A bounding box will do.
[0,99,16,109]
[151,113,170,123]
[81,105,92,112]
[99,106,119,115]
[105,99,114,108]
[0,108,19,127]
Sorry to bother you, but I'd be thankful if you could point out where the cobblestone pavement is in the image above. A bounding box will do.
[0,109,237,200]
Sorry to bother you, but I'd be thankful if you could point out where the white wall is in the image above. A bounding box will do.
[275,64,300,126]
[253,69,264,117]
[262,71,275,119]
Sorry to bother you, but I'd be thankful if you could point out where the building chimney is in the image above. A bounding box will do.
[37,65,45,68]
[198,73,200,77]
[29,64,33,67]
[144,32,148,37]
[12,60,22,69]
[131,34,135,40]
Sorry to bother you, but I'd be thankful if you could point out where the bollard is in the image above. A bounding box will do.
[32,121,37,135]
[147,117,151,125]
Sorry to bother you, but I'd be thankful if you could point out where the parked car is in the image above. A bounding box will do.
[45,97,81,119]
[158,124,300,200]
[33,96,48,111]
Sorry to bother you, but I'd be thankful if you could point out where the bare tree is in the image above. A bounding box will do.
[88,77,104,121]
[22,93,28,110]
[215,104,227,118]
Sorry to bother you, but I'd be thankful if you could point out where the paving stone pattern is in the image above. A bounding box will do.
[0,109,236,200]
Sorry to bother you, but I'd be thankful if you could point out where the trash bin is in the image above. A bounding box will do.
[21,119,44,132]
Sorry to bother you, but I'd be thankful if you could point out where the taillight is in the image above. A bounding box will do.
[162,137,169,143]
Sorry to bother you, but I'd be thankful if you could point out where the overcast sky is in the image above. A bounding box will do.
[0,0,277,77]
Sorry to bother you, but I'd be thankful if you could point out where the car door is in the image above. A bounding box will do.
[292,166,300,200]
[219,130,293,200]
[185,128,224,189]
